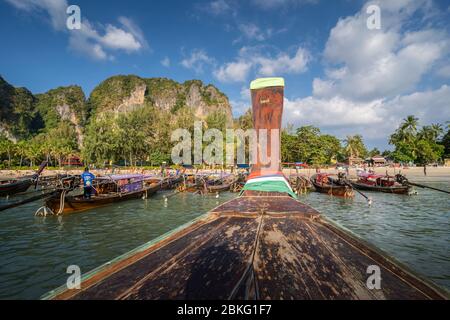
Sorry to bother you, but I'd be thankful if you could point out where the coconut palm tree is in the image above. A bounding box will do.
[344,135,366,158]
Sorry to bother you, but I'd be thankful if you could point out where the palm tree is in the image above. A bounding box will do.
[430,123,443,140]
[0,138,15,168]
[400,115,419,142]
[389,115,419,145]
[344,135,365,158]
[418,123,443,142]
[16,140,27,167]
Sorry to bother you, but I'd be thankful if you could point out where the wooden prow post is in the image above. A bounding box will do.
[249,78,284,179]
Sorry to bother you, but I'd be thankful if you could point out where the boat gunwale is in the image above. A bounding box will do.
[43,191,449,300]
[349,181,410,193]
[318,215,449,299]
[41,199,236,300]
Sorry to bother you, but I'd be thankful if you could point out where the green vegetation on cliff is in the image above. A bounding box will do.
[35,85,87,129]
[0,76,41,139]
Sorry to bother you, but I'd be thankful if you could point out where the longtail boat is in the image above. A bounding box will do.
[311,173,354,197]
[350,171,411,194]
[44,78,447,300]
[147,175,183,190]
[204,174,236,193]
[0,161,47,197]
[289,174,313,194]
[44,174,159,215]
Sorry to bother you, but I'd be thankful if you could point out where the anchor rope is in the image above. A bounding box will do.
[228,211,265,300]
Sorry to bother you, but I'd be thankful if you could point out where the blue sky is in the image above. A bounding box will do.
[1,0,449,150]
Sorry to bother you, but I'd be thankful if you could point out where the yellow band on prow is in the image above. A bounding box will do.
[250,77,285,90]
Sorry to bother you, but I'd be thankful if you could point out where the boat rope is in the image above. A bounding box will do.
[228,211,265,300]
[34,205,55,217]
[56,190,67,215]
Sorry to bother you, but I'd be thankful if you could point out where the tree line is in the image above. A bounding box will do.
[0,111,448,169]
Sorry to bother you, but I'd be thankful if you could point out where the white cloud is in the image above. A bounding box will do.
[100,25,142,52]
[214,60,253,82]
[283,85,450,140]
[317,2,449,101]
[6,0,68,30]
[181,49,215,73]
[238,23,266,41]
[161,57,171,68]
[436,65,450,78]
[6,0,147,60]
[214,45,310,82]
[230,99,251,116]
[251,0,318,10]
[282,0,450,148]
[206,0,232,15]
[255,47,310,76]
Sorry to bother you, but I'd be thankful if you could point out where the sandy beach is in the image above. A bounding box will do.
[1,166,449,182]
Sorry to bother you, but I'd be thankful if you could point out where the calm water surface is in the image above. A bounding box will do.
[0,179,448,299]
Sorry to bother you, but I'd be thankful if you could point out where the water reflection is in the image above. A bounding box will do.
[0,181,448,299]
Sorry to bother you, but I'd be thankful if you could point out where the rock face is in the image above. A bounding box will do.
[89,75,233,123]
[0,74,234,146]
[185,81,232,121]
[35,86,87,146]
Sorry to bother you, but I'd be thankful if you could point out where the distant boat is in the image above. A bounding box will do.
[350,171,411,194]
[311,173,354,197]
[0,162,47,197]
[288,174,313,194]
[147,175,183,190]
[45,174,159,214]
[204,174,236,193]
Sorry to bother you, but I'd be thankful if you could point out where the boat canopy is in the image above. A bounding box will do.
[242,174,297,199]
[357,171,392,180]
[96,174,152,181]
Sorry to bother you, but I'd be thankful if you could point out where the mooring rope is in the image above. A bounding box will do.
[228,211,265,300]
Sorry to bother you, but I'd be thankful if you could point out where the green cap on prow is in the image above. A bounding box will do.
[250,77,285,90]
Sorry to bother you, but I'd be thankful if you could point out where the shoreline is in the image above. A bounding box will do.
[1,166,448,181]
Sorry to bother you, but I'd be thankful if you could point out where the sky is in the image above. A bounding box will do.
[1,0,449,150]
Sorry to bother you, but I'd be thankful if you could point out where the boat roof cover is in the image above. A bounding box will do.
[250,77,285,90]
[242,174,297,199]
[357,171,389,179]
[97,174,150,181]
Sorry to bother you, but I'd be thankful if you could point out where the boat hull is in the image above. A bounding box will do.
[310,178,354,197]
[46,185,159,214]
[350,181,410,194]
[0,179,33,196]
[44,192,448,300]
[207,183,232,193]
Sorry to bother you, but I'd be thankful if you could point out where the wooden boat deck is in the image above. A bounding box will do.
[46,192,447,300]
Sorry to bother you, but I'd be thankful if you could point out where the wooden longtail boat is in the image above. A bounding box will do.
[204,174,236,193]
[350,172,411,194]
[148,175,183,190]
[45,174,159,214]
[311,173,354,197]
[0,162,47,197]
[44,78,448,300]
[289,174,313,194]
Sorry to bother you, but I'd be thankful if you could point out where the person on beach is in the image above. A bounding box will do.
[424,165,427,176]
[81,167,95,199]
